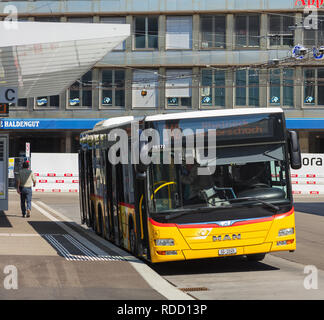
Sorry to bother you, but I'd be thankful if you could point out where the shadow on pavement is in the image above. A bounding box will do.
[0,210,13,228]
[294,203,324,217]
[28,220,66,235]
[150,256,278,276]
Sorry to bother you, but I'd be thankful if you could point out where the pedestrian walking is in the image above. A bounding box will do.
[16,161,36,218]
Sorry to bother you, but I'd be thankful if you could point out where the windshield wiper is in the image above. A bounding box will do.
[229,197,279,212]
[158,197,279,220]
[162,207,219,220]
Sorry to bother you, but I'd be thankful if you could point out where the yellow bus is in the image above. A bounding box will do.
[79,108,301,263]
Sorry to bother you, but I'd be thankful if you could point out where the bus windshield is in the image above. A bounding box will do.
[149,143,289,214]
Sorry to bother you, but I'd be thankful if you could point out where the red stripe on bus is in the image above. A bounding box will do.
[119,202,135,209]
[148,208,294,228]
[148,218,176,228]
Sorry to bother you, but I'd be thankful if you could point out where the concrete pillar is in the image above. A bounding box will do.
[125,68,133,112]
[192,14,199,51]
[260,14,268,50]
[125,15,133,51]
[298,130,309,153]
[294,13,303,45]
[295,67,303,110]
[65,131,72,153]
[192,66,200,110]
[226,14,234,51]
[158,67,166,112]
[259,69,268,108]
[159,15,166,52]
[92,68,99,111]
[225,69,234,108]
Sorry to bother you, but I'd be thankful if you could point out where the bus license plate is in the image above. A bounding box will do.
[218,248,237,256]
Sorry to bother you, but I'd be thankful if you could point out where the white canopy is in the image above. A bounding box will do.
[0,21,130,98]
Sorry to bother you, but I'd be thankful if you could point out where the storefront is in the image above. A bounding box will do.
[287,118,324,153]
[1,118,103,156]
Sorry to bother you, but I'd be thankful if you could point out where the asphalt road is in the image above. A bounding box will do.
[151,196,324,299]
[2,191,324,300]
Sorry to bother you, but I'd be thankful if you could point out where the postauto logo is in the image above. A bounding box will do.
[294,0,324,7]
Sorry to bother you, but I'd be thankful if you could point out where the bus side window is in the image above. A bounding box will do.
[128,164,134,204]
[121,164,128,204]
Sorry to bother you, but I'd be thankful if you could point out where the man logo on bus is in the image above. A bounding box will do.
[213,234,241,241]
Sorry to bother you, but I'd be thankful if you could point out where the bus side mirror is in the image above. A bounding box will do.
[288,130,302,170]
[135,164,147,180]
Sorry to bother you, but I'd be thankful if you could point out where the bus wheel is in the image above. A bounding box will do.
[129,228,137,255]
[246,253,266,262]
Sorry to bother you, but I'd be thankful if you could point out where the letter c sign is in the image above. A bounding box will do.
[0,87,17,103]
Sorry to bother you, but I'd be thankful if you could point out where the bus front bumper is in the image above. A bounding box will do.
[150,239,296,263]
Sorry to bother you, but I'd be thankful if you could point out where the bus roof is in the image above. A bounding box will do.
[93,116,135,130]
[86,108,284,133]
[145,108,284,122]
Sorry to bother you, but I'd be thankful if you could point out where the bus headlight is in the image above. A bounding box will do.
[278,228,294,237]
[155,239,175,246]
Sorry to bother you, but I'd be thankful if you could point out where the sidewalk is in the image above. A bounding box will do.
[0,192,166,300]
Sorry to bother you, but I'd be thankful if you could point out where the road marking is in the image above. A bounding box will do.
[34,200,193,300]
[0,233,43,237]
[35,201,73,222]
[32,202,108,256]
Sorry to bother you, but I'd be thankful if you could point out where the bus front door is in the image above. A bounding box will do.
[110,164,121,246]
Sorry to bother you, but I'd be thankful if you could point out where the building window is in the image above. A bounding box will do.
[132,70,158,108]
[268,14,294,47]
[100,69,125,108]
[235,69,259,106]
[235,15,260,47]
[34,17,61,22]
[200,68,225,107]
[68,71,92,108]
[166,16,192,50]
[100,17,126,50]
[304,68,324,106]
[269,69,294,107]
[165,69,192,108]
[9,99,27,109]
[134,16,158,49]
[67,17,93,23]
[304,13,324,46]
[200,15,226,49]
[35,95,60,108]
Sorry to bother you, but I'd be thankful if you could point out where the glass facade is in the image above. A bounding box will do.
[201,69,225,107]
[200,15,226,49]
[68,71,93,108]
[101,69,125,108]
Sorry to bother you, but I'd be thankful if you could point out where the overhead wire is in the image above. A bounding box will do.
[3,6,324,93]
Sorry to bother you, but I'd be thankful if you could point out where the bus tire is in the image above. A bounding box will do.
[246,253,266,262]
[129,227,137,256]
